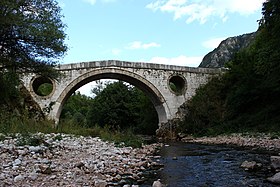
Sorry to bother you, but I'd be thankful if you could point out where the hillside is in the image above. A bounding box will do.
[199,32,256,68]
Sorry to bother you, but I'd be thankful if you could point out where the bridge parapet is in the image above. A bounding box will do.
[57,60,222,74]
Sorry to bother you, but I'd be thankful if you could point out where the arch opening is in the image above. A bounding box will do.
[55,69,169,130]
[168,75,186,95]
[31,76,54,97]
[62,79,159,135]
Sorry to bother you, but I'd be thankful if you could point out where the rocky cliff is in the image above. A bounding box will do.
[199,32,256,68]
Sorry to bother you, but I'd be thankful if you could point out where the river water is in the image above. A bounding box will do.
[155,142,278,187]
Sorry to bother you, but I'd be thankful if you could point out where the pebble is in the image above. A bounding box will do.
[28,172,38,180]
[0,133,162,186]
[13,158,22,166]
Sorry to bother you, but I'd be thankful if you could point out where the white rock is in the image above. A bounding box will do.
[13,158,22,166]
[29,146,43,153]
[18,149,27,156]
[14,175,24,183]
[41,158,50,164]
[0,173,6,180]
[94,179,107,187]
[152,179,163,187]
[3,162,11,168]
[29,172,38,181]
[49,175,56,180]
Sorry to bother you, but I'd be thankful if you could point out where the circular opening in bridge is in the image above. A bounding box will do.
[168,75,186,95]
[32,76,54,97]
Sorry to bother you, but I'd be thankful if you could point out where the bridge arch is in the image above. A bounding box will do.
[54,68,170,126]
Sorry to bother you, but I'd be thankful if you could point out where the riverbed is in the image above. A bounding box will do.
[156,142,278,187]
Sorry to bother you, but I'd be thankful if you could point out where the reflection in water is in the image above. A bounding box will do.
[157,142,278,187]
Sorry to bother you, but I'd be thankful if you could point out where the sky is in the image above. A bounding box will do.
[58,0,265,96]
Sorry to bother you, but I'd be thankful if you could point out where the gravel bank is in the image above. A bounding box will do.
[182,133,280,152]
[0,133,162,186]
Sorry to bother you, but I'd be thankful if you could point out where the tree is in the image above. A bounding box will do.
[87,81,158,134]
[87,81,136,129]
[60,92,93,126]
[0,0,67,76]
[180,0,280,135]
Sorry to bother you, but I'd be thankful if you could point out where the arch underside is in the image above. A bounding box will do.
[55,68,169,125]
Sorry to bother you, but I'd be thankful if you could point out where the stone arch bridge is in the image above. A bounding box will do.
[21,60,221,136]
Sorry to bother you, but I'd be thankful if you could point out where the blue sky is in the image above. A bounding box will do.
[58,0,265,95]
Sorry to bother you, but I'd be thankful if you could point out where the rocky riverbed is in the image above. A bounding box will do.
[0,133,163,187]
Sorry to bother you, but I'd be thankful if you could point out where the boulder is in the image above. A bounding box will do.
[152,179,163,187]
[240,160,262,171]
[267,172,280,184]
[271,156,280,170]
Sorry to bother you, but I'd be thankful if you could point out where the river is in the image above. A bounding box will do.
[154,142,278,187]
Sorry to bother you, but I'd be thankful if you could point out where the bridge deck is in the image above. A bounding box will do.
[57,60,223,74]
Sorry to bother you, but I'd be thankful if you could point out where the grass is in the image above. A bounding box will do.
[0,113,144,148]
[58,120,144,147]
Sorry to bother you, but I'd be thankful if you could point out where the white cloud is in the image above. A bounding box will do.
[112,48,121,55]
[148,55,203,67]
[146,0,265,24]
[83,0,96,5]
[101,0,116,2]
[126,41,161,50]
[202,37,226,50]
[83,0,116,5]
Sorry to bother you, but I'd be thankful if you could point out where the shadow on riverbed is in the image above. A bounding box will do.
[156,142,278,187]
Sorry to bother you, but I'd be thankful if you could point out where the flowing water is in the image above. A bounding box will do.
[155,142,278,187]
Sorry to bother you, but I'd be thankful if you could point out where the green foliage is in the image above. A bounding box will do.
[37,83,53,96]
[0,0,67,74]
[179,76,229,136]
[0,110,55,134]
[86,81,158,134]
[16,133,46,146]
[87,81,133,129]
[169,82,177,93]
[61,92,93,126]
[0,113,143,148]
[180,0,280,136]
[0,71,19,105]
[97,126,144,148]
[60,81,158,135]
[0,0,67,113]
